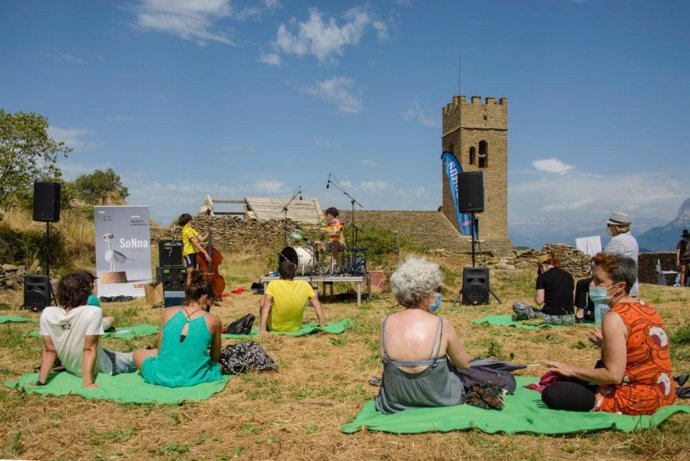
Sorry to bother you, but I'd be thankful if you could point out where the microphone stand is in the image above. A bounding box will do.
[282,186,302,248]
[328,174,364,272]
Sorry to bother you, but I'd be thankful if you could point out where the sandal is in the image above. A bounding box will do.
[368,376,382,386]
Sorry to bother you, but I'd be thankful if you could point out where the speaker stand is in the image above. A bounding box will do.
[453,214,502,306]
[44,221,54,305]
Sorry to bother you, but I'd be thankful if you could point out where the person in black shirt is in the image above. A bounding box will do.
[676,229,690,287]
[513,253,576,325]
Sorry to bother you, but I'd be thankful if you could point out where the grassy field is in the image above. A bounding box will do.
[1,251,689,460]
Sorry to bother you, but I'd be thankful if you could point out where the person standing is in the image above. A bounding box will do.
[315,207,346,274]
[604,211,639,297]
[178,213,210,287]
[676,229,690,287]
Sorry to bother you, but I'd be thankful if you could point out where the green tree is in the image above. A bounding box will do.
[0,109,71,206]
[71,168,129,205]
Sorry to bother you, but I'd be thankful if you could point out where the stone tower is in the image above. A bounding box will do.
[441,95,512,254]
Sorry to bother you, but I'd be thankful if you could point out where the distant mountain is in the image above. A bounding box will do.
[637,198,690,252]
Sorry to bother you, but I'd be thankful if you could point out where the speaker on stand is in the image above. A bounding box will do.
[452,171,501,306]
[32,182,61,307]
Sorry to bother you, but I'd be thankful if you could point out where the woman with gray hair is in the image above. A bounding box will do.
[543,252,675,415]
[375,256,472,414]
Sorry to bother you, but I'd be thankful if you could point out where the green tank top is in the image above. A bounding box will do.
[141,309,222,387]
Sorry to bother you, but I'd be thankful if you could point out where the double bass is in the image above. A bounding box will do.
[196,212,225,302]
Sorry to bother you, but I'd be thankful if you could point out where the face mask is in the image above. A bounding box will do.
[589,284,618,305]
[429,292,442,314]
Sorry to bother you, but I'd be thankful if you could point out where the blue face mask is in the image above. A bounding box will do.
[589,284,616,305]
[430,292,442,314]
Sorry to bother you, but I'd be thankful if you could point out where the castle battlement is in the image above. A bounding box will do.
[443,95,507,114]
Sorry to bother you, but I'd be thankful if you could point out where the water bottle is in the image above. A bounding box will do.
[594,304,610,325]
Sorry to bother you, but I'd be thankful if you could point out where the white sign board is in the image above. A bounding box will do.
[94,206,152,297]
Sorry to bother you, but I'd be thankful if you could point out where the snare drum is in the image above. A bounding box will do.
[279,246,317,275]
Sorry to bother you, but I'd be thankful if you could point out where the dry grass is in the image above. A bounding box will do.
[1,252,689,460]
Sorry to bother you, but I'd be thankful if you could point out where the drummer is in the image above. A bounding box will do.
[314,207,346,274]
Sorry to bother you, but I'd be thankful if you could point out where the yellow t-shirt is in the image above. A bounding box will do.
[181,224,199,256]
[266,279,316,332]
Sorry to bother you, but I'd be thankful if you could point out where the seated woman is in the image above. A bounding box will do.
[512,253,576,325]
[543,253,676,415]
[375,256,472,414]
[133,272,223,387]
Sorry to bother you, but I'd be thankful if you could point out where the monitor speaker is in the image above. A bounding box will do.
[457,171,484,213]
[157,266,187,292]
[24,275,51,310]
[462,266,489,305]
[158,240,183,267]
[33,182,61,222]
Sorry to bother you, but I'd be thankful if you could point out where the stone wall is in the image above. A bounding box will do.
[1,264,27,291]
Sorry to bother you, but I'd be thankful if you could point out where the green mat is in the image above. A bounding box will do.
[0,315,36,324]
[341,376,690,434]
[222,319,354,338]
[27,324,159,339]
[471,315,557,330]
[5,371,230,404]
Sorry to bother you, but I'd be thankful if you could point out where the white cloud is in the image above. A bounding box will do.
[302,76,363,114]
[253,179,285,193]
[539,198,594,213]
[48,127,95,151]
[258,52,281,66]
[532,158,574,174]
[510,171,687,222]
[402,102,437,126]
[132,0,236,45]
[274,7,382,62]
[45,53,84,65]
[232,0,280,20]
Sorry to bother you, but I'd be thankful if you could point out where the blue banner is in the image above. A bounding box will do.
[441,152,473,236]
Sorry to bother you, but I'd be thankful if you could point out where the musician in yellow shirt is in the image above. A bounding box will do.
[178,213,209,286]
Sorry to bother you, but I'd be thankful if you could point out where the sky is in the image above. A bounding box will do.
[2,0,689,247]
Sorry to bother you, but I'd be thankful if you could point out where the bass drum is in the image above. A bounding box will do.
[279,246,316,275]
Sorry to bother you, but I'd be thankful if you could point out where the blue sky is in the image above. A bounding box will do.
[2,0,689,246]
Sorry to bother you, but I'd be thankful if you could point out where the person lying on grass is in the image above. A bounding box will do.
[37,272,136,389]
[543,253,676,415]
[376,256,472,414]
[259,260,325,334]
[133,272,223,387]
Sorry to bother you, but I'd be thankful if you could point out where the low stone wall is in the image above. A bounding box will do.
[1,264,27,291]
[639,252,677,284]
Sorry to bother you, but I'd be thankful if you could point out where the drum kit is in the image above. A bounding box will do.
[278,231,367,276]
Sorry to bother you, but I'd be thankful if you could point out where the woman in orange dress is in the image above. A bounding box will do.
[542,252,675,415]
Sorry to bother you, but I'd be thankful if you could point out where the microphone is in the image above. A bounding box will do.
[299,186,303,200]
[326,172,331,189]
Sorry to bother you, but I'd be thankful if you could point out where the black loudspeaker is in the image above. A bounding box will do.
[462,267,490,305]
[159,240,183,267]
[24,275,51,310]
[33,182,61,222]
[157,266,187,292]
[457,171,484,213]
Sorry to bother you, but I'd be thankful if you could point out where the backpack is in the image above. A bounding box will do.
[223,313,255,335]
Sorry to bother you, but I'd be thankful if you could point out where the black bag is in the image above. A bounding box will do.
[224,313,255,335]
[219,341,278,374]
